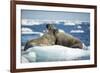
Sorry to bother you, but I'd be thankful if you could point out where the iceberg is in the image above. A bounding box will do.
[64,22,76,26]
[21,45,90,62]
[21,27,33,32]
[77,26,82,29]
[21,27,43,36]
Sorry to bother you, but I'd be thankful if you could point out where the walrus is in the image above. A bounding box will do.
[46,24,83,49]
[54,29,83,49]
[24,30,56,51]
[24,24,83,51]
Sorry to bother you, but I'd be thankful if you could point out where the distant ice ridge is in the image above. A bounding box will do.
[70,30,84,33]
[64,22,76,26]
[22,19,42,25]
[22,19,89,26]
[22,45,90,62]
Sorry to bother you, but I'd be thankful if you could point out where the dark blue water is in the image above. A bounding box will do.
[21,22,90,46]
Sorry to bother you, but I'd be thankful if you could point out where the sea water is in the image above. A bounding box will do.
[21,22,90,46]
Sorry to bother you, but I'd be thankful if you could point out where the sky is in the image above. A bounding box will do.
[21,10,90,22]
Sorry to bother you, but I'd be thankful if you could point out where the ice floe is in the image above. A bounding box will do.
[21,45,90,62]
[70,30,84,33]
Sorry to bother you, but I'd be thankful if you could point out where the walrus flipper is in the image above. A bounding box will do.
[24,42,33,51]
[70,43,83,49]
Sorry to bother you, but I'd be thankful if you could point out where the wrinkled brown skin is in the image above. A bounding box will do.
[24,32,56,51]
[54,30,83,49]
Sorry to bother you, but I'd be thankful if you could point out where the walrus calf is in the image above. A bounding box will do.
[24,31,56,51]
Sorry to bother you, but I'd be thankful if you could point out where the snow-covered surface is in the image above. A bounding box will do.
[21,45,90,63]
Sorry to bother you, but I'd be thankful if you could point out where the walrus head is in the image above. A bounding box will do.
[46,24,56,30]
